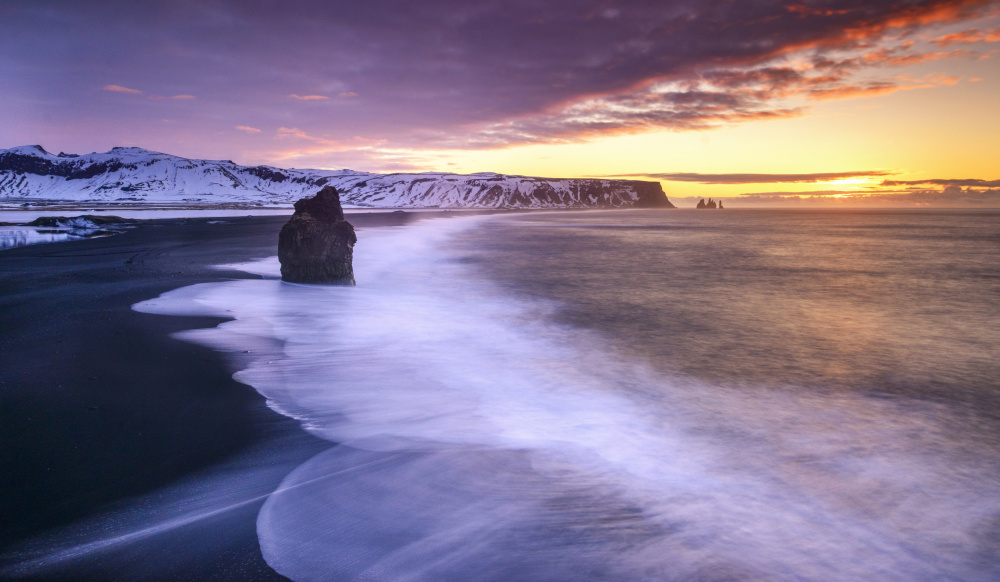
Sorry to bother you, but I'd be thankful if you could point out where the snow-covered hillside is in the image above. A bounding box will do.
[0,146,673,209]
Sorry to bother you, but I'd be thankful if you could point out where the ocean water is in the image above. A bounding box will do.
[133,209,1000,581]
[0,226,78,249]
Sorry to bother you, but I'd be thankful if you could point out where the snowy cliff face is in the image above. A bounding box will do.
[0,146,674,209]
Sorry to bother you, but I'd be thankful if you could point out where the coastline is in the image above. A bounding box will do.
[4,208,998,579]
[0,212,429,579]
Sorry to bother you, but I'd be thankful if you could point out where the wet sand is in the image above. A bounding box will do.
[0,212,424,580]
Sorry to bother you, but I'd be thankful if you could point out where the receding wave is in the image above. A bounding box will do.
[128,214,999,581]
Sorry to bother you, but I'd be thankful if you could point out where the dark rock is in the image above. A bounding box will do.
[627,180,675,208]
[696,198,706,209]
[244,166,289,183]
[278,186,357,285]
[0,151,124,180]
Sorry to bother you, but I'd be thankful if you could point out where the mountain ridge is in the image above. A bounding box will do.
[0,146,674,209]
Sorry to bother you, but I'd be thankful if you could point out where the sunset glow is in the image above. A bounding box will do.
[2,1,998,206]
[5,4,1000,580]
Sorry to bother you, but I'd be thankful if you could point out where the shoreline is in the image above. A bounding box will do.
[5,209,998,579]
[0,212,438,578]
[0,206,483,224]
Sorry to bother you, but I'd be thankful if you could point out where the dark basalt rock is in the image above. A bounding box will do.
[627,181,675,208]
[278,186,357,285]
[0,150,125,180]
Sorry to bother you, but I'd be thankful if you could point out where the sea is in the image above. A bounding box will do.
[121,208,1000,580]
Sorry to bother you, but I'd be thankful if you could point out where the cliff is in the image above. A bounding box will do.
[0,146,675,210]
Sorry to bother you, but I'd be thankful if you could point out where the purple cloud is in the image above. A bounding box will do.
[102,84,142,95]
[1,0,997,163]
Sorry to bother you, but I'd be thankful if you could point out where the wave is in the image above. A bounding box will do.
[131,214,1000,581]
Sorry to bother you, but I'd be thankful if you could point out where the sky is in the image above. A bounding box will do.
[1,0,998,207]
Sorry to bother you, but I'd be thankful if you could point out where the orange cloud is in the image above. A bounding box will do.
[861,48,971,66]
[235,125,262,133]
[276,127,328,141]
[932,27,1000,46]
[614,170,898,184]
[289,94,330,101]
[171,94,195,100]
[806,72,958,101]
[102,84,141,95]
[265,127,389,165]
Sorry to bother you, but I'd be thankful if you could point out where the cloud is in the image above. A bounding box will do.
[8,1,1000,151]
[102,84,141,95]
[429,90,806,148]
[812,45,973,72]
[102,85,195,100]
[235,125,261,133]
[276,126,333,142]
[733,186,1000,207]
[606,171,897,184]
[254,128,418,172]
[932,27,1000,46]
[738,190,886,197]
[288,94,329,101]
[266,147,434,173]
[882,177,1000,187]
[268,127,386,161]
[725,182,1000,207]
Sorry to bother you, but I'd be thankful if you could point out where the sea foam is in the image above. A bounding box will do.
[129,214,1000,581]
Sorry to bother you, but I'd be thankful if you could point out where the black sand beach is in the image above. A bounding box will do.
[0,212,420,580]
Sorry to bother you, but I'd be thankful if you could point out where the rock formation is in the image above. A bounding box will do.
[696,198,723,209]
[0,145,675,209]
[278,186,357,285]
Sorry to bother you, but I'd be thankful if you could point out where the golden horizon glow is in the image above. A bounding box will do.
[11,6,997,208]
[242,37,999,207]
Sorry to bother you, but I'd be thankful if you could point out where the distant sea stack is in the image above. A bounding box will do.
[278,187,357,285]
[696,198,723,209]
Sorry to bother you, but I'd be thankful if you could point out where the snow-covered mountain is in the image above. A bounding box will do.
[0,146,673,209]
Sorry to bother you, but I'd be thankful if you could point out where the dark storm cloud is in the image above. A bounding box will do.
[0,0,996,154]
[606,171,896,184]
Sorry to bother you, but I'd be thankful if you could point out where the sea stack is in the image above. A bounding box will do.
[278,186,357,285]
